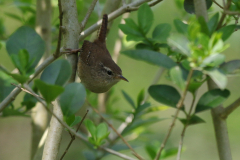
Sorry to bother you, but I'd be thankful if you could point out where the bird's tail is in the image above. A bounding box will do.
[98,14,108,42]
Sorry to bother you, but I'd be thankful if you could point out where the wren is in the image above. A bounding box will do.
[77,14,128,93]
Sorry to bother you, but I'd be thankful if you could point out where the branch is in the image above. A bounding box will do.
[221,97,240,119]
[60,110,89,160]
[80,0,99,32]
[89,0,121,41]
[36,0,52,58]
[216,0,232,30]
[0,55,57,112]
[193,0,208,21]
[61,0,81,83]
[212,0,224,9]
[89,104,144,160]
[207,79,233,160]
[79,0,163,41]
[154,69,194,160]
[100,147,137,160]
[53,0,63,57]
[42,99,64,160]
[176,95,196,160]
[192,0,234,159]
[14,84,136,160]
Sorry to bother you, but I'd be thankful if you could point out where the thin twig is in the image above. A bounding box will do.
[154,69,194,160]
[53,0,63,57]
[224,10,240,15]
[0,55,57,112]
[216,0,232,30]
[11,83,44,100]
[13,84,135,160]
[212,0,224,9]
[221,97,240,119]
[100,147,137,160]
[80,0,99,32]
[89,102,144,160]
[176,95,196,160]
[60,110,89,160]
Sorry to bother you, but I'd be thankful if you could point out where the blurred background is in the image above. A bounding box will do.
[0,0,240,160]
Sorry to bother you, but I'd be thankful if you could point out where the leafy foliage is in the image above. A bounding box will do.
[34,79,64,104]
[6,26,44,70]
[84,119,110,147]
[195,89,230,113]
[59,83,86,117]
[148,85,181,108]
[40,59,72,86]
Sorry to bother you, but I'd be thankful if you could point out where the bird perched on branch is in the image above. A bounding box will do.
[66,14,128,93]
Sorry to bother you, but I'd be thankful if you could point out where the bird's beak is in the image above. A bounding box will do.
[117,75,128,82]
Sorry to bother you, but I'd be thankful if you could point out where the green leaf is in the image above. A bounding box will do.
[122,117,164,135]
[5,12,22,22]
[198,16,209,36]
[65,115,75,126]
[40,59,71,86]
[59,83,86,117]
[122,90,135,109]
[65,115,82,127]
[200,54,225,68]
[207,13,219,36]
[96,123,109,140]
[10,73,29,84]
[195,89,230,113]
[137,89,145,107]
[148,85,181,108]
[170,66,186,90]
[2,108,28,117]
[178,115,205,126]
[220,60,240,74]
[135,102,151,117]
[119,18,143,41]
[126,34,145,41]
[85,119,96,139]
[138,3,153,34]
[174,19,188,34]
[122,49,177,69]
[0,71,17,102]
[70,116,82,127]
[205,68,227,89]
[217,25,236,41]
[152,24,171,43]
[145,143,158,159]
[10,49,34,75]
[6,26,45,69]
[161,148,178,159]
[168,34,191,56]
[34,79,64,103]
[136,43,153,50]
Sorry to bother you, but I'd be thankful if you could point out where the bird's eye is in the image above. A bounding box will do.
[107,70,112,75]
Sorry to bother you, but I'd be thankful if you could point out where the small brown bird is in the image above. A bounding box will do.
[77,14,128,93]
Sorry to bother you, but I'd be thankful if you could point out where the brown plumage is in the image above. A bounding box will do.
[77,14,128,93]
